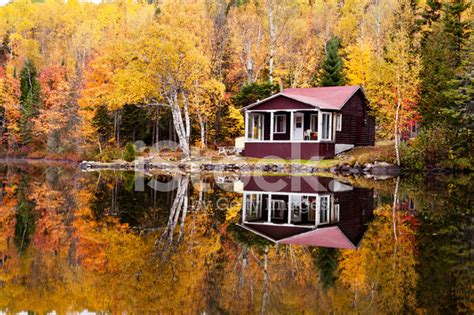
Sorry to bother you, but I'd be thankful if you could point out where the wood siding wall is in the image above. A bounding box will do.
[243,176,334,193]
[244,142,335,159]
[335,90,375,146]
[250,95,315,111]
[335,187,374,245]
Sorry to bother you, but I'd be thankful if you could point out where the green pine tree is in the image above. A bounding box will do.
[312,247,340,291]
[418,0,471,126]
[443,0,471,64]
[232,82,280,108]
[319,37,345,87]
[14,174,36,254]
[19,59,41,146]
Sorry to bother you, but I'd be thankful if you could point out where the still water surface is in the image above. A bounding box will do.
[0,162,471,314]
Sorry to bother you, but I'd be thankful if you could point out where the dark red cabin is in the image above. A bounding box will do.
[241,85,375,160]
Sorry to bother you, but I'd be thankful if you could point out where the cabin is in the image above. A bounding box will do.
[237,176,374,249]
[241,85,375,160]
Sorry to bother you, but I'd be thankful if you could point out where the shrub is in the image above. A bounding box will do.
[123,142,136,162]
[96,146,122,162]
[405,124,473,170]
[400,142,423,170]
[413,125,454,168]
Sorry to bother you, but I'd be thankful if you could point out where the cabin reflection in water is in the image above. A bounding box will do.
[238,176,374,249]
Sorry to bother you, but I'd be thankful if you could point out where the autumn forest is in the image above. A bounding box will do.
[0,0,472,314]
[0,0,472,168]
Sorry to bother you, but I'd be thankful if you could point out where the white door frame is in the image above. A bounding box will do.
[293,113,304,141]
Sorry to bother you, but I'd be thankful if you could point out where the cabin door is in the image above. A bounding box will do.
[293,113,304,140]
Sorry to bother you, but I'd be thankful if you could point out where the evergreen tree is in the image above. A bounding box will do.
[231,81,279,108]
[319,37,345,87]
[19,59,41,146]
[443,0,471,64]
[14,174,36,253]
[92,105,114,147]
[312,247,340,291]
[418,0,471,126]
[417,0,442,39]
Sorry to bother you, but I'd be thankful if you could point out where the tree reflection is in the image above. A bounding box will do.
[0,166,471,313]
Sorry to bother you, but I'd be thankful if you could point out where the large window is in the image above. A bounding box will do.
[321,112,332,140]
[245,193,263,221]
[273,114,286,133]
[248,113,264,140]
[319,195,330,224]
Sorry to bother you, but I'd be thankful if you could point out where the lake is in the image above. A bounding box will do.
[0,162,472,314]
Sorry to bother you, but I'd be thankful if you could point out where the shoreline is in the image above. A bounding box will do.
[1,156,468,178]
[78,158,401,179]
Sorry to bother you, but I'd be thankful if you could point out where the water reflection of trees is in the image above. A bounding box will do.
[0,165,471,313]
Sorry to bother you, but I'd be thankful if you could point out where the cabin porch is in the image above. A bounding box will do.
[244,109,340,159]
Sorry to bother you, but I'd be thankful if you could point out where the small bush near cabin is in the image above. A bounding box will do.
[123,142,137,162]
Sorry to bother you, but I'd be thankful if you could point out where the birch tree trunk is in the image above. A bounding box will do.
[395,73,402,166]
[182,91,192,158]
[167,90,191,159]
[392,176,400,241]
[267,3,276,84]
[260,246,269,315]
[198,110,205,148]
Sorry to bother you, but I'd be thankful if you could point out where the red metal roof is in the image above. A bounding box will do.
[282,86,361,110]
[242,85,362,111]
[239,223,357,249]
[280,226,356,249]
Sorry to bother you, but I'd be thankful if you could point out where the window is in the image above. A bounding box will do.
[247,113,264,140]
[332,204,340,222]
[321,112,332,140]
[336,114,342,131]
[295,115,303,128]
[245,193,262,221]
[273,115,286,133]
[319,195,330,224]
[310,114,318,132]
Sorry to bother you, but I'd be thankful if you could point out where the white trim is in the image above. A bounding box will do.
[247,109,316,113]
[270,112,274,141]
[244,140,325,143]
[243,190,321,197]
[267,194,272,222]
[289,111,294,141]
[243,221,316,228]
[320,112,333,141]
[273,114,286,134]
[244,111,249,140]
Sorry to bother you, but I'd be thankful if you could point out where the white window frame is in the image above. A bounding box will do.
[244,193,263,221]
[321,112,333,141]
[273,114,286,133]
[336,113,342,131]
[318,195,331,225]
[247,113,264,141]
